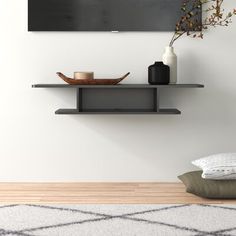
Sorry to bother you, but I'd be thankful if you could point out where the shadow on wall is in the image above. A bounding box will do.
[49,90,235,155]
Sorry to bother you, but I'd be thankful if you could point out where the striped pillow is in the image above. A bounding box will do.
[192,153,236,180]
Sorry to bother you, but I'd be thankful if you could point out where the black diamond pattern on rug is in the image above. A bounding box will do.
[0,204,235,236]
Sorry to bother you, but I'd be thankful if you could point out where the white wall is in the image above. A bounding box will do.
[0,0,235,182]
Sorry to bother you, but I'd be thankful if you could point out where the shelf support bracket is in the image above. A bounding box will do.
[154,88,160,112]
[76,88,83,112]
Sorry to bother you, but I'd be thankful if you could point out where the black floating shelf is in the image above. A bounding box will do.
[32,84,204,115]
[55,108,181,115]
[32,84,204,88]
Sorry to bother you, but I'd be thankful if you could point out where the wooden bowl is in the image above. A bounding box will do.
[57,72,130,85]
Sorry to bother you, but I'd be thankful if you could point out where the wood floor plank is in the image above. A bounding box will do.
[0,183,235,204]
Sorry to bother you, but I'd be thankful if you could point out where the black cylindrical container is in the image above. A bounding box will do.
[148,62,170,85]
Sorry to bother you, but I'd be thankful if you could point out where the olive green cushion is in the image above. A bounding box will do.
[178,171,236,199]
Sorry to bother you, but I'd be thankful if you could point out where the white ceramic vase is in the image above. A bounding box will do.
[162,46,177,84]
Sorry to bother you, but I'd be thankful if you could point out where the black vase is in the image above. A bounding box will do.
[148,61,170,85]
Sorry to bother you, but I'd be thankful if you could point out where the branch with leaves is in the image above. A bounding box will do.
[169,0,236,47]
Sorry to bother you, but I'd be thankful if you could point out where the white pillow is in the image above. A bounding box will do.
[192,153,236,180]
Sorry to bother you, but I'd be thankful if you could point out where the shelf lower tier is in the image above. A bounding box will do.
[55,108,181,115]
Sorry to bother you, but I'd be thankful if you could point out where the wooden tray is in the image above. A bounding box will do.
[57,72,130,85]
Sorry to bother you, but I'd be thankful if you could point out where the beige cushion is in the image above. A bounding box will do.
[178,171,236,199]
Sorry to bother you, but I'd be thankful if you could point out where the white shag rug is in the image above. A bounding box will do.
[0,204,235,236]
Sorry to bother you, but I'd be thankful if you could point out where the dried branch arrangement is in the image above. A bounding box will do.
[169,0,236,46]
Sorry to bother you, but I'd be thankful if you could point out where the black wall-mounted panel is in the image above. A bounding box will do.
[81,88,155,111]
[28,0,202,31]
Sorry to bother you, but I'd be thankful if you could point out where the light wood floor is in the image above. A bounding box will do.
[0,183,235,204]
